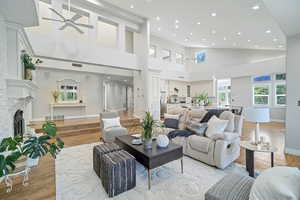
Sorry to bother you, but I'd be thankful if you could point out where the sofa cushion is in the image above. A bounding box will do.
[219,111,235,132]
[206,116,228,140]
[168,129,194,139]
[102,117,121,129]
[186,122,208,136]
[164,118,179,129]
[188,135,213,153]
[250,167,300,200]
[200,109,224,123]
[164,113,180,120]
[189,109,208,122]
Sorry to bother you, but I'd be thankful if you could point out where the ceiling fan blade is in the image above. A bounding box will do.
[74,23,94,29]
[49,8,66,21]
[70,14,82,22]
[42,17,64,22]
[69,23,84,34]
[59,24,69,30]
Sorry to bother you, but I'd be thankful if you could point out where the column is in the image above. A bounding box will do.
[117,23,126,52]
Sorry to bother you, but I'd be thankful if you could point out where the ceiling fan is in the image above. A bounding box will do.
[42,0,93,34]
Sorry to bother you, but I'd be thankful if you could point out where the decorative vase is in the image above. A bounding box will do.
[26,157,39,167]
[157,135,169,148]
[25,69,32,81]
[144,139,153,150]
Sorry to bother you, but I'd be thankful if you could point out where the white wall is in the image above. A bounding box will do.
[186,48,286,81]
[33,67,104,120]
[286,33,300,155]
[191,80,214,97]
[231,76,286,121]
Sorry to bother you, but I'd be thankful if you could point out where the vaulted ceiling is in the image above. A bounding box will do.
[101,0,286,50]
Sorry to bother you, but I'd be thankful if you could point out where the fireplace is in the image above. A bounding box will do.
[14,110,25,137]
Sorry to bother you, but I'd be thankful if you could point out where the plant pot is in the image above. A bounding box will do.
[143,139,153,150]
[26,157,39,167]
[25,69,33,81]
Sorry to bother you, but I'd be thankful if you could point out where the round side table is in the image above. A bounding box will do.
[240,140,277,177]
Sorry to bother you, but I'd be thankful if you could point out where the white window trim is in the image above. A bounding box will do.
[175,52,184,64]
[252,84,271,107]
[274,82,286,107]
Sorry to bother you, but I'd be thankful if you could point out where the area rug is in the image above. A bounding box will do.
[56,143,248,200]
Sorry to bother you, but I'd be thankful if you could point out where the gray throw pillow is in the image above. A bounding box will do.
[187,122,208,136]
[164,118,179,129]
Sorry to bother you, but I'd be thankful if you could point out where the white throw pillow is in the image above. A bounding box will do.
[250,167,300,200]
[102,117,121,129]
[219,111,235,132]
[164,113,180,120]
[205,116,228,140]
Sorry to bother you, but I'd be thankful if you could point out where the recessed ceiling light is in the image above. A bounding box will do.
[223,37,227,41]
[190,32,193,36]
[155,16,160,21]
[175,25,179,29]
[211,42,216,46]
[158,27,161,31]
[265,30,271,34]
[197,22,201,25]
[211,29,217,34]
[124,80,128,82]
[252,5,260,10]
[184,38,189,42]
[273,38,278,42]
[202,38,207,41]
[237,32,242,36]
[175,20,179,23]
[211,12,217,17]
[130,4,134,9]
[278,45,284,48]
[247,39,251,42]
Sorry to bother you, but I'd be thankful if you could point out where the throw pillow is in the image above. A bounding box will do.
[102,117,121,129]
[189,109,208,122]
[186,122,208,136]
[219,111,235,132]
[164,118,179,129]
[250,167,300,200]
[200,110,224,123]
[205,116,228,140]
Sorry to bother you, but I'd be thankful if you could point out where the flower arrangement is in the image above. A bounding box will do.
[52,90,61,103]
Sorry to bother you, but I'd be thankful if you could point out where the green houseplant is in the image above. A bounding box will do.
[142,112,155,149]
[21,51,42,81]
[196,92,209,106]
[0,122,64,178]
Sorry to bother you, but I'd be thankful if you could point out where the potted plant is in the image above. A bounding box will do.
[52,90,61,104]
[0,122,64,178]
[21,51,42,81]
[142,112,155,150]
[196,92,208,106]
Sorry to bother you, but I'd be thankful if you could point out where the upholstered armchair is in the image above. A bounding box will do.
[100,112,128,143]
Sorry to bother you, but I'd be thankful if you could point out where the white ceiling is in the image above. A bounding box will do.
[101,0,286,50]
[262,0,300,37]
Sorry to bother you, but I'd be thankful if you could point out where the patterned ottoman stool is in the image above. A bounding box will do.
[93,143,121,178]
[102,150,136,197]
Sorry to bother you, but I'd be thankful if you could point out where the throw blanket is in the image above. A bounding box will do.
[168,129,194,139]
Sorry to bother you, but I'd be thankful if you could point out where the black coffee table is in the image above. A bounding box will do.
[115,135,183,190]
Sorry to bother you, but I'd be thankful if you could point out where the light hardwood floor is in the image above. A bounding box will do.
[0,121,299,200]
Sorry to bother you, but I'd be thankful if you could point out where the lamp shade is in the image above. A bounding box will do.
[244,107,270,123]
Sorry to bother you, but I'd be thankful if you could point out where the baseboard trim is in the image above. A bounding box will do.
[285,148,300,156]
[270,119,285,123]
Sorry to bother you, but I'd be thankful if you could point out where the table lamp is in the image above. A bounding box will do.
[244,107,270,145]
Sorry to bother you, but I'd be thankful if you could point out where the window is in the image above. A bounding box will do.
[161,49,171,62]
[175,52,184,64]
[149,45,156,57]
[57,79,80,103]
[275,73,286,81]
[217,79,231,106]
[253,75,272,82]
[275,83,286,106]
[195,51,206,63]
[253,84,270,106]
[97,19,117,48]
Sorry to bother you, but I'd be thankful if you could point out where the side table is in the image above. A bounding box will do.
[240,140,277,177]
